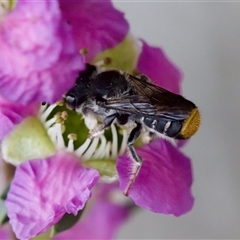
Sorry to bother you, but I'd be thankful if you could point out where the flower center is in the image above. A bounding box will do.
[39,101,128,162]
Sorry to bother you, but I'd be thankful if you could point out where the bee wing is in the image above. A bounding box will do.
[102,95,189,121]
[126,74,196,116]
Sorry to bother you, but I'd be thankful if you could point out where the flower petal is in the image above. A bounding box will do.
[117,139,194,216]
[0,224,12,240]
[59,0,129,62]
[5,152,99,239]
[54,184,131,240]
[0,0,84,105]
[137,40,182,94]
[0,96,38,140]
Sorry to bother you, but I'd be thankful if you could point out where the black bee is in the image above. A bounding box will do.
[65,63,200,165]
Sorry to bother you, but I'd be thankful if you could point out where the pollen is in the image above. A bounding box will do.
[103,57,112,65]
[61,111,68,120]
[80,48,88,55]
[68,133,77,141]
[56,100,64,106]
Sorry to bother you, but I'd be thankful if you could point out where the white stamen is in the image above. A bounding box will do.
[110,124,118,159]
[104,142,111,159]
[119,129,128,155]
[39,104,56,122]
[47,126,56,144]
[67,139,74,152]
[94,59,105,67]
[44,118,56,129]
[92,135,107,159]
[82,137,99,160]
[55,123,65,150]
[75,138,91,157]
[38,104,48,116]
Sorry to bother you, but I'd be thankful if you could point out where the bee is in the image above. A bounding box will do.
[65,63,200,173]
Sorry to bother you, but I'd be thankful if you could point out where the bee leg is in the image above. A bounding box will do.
[124,122,142,196]
[138,74,151,83]
[127,122,142,163]
[88,113,118,139]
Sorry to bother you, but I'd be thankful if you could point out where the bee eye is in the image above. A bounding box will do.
[65,94,76,110]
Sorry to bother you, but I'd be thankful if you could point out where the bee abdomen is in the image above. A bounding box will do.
[142,117,182,138]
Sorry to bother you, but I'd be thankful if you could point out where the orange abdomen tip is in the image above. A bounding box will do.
[179,108,201,139]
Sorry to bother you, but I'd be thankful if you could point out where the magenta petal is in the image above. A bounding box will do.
[137,40,182,94]
[5,152,99,239]
[0,225,12,240]
[117,139,194,216]
[0,0,84,105]
[0,96,39,140]
[54,184,130,240]
[59,0,129,62]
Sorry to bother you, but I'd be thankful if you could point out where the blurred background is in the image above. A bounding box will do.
[114,1,240,239]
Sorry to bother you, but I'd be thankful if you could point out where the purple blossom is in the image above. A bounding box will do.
[137,40,182,94]
[0,0,84,105]
[5,152,99,239]
[117,139,194,216]
[59,0,129,63]
[54,184,131,240]
[0,1,131,239]
[0,0,196,239]
[0,96,38,140]
[0,224,12,240]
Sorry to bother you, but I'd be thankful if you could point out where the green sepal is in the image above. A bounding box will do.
[0,184,9,201]
[92,34,141,73]
[83,159,117,179]
[31,228,52,240]
[53,209,84,234]
[0,185,10,225]
[0,199,8,225]
[1,116,56,165]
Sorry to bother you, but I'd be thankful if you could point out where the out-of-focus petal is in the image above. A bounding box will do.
[5,152,99,239]
[54,184,131,240]
[117,139,194,216]
[137,40,182,94]
[0,96,38,140]
[0,0,84,105]
[0,224,13,240]
[59,0,129,62]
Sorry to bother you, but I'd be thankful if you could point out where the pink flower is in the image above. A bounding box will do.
[59,0,129,63]
[0,0,84,105]
[0,224,12,240]
[117,139,194,216]
[5,152,99,239]
[137,40,182,94]
[54,184,131,240]
[0,0,131,239]
[0,0,196,239]
[0,96,38,140]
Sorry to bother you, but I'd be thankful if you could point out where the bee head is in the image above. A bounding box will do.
[64,64,97,111]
